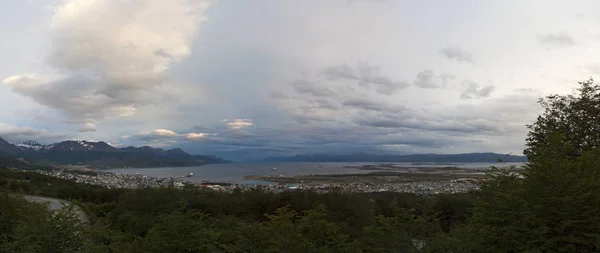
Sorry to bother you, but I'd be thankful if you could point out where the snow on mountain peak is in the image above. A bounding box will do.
[17,140,53,151]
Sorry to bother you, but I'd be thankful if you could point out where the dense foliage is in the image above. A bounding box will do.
[0,191,90,252]
[525,78,600,163]
[0,169,475,252]
[468,78,600,252]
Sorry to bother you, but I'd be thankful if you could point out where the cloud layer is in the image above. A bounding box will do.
[2,0,211,130]
[322,62,410,95]
[0,123,69,143]
[2,0,598,160]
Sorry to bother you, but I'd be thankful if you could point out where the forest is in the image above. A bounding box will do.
[2,79,600,252]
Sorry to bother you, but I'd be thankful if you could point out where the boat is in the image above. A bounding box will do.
[185,173,194,177]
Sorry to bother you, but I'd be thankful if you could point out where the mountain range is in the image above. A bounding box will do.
[0,137,229,169]
[261,152,528,163]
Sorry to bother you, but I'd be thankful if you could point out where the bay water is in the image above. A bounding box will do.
[106,162,524,184]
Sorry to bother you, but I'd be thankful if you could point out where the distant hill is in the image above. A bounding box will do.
[261,152,528,163]
[0,137,230,169]
[0,153,49,171]
[0,138,21,154]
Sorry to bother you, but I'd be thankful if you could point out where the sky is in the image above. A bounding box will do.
[1,0,600,161]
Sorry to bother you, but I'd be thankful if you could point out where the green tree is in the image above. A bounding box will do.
[467,129,600,252]
[294,204,349,253]
[231,205,351,253]
[263,205,299,253]
[3,200,89,253]
[465,164,536,252]
[220,220,272,253]
[525,78,600,163]
[137,210,222,253]
[353,210,427,253]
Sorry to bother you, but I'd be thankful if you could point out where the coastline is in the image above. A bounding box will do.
[243,170,488,185]
[3,162,524,195]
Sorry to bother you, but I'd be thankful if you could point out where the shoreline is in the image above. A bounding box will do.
[5,162,524,195]
[243,171,488,185]
[93,161,524,170]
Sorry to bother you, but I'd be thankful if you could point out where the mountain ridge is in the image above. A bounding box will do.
[261,152,528,163]
[0,137,229,168]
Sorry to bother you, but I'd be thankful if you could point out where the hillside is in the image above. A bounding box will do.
[0,154,50,171]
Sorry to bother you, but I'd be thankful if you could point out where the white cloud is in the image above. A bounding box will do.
[187,132,207,141]
[78,122,96,132]
[132,128,216,146]
[2,0,213,128]
[2,74,38,86]
[5,0,600,159]
[148,129,178,137]
[106,141,122,147]
[224,119,254,129]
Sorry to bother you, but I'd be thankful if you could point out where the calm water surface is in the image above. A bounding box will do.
[106,162,524,183]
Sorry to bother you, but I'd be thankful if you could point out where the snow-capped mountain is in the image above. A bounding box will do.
[17,140,53,152]
[0,136,229,168]
[13,140,118,153]
[49,140,120,152]
[119,146,191,156]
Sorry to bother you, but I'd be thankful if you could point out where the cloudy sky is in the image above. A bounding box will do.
[1,0,599,161]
